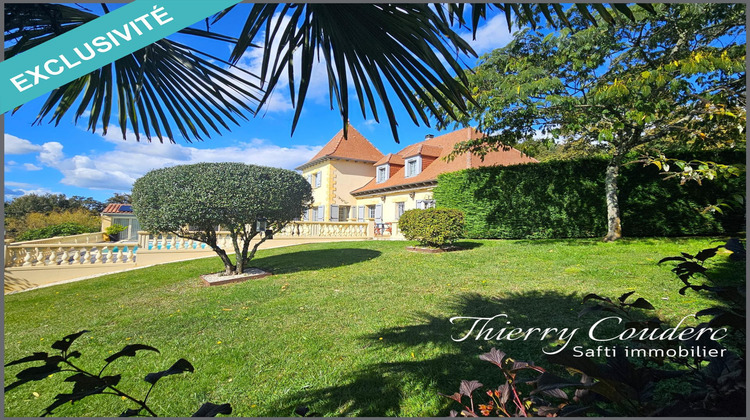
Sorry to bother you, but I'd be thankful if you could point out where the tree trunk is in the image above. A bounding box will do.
[603,157,622,242]
[215,247,236,275]
[230,231,243,275]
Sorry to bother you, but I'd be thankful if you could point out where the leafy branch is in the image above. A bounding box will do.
[4,330,232,417]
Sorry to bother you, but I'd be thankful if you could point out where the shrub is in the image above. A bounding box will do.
[5,208,101,240]
[434,151,745,239]
[15,222,99,242]
[105,224,126,236]
[132,162,313,275]
[399,208,465,247]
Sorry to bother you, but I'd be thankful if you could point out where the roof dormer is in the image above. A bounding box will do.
[373,153,404,183]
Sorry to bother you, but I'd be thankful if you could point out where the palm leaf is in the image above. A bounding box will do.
[220,3,656,142]
[222,4,477,143]
[5,4,262,143]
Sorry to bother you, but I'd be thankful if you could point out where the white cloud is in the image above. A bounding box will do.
[34,129,322,191]
[4,181,55,200]
[460,14,516,54]
[23,163,43,171]
[5,134,44,154]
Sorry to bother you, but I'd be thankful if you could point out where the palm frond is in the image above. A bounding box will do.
[223,4,477,143]
[5,4,262,143]
[221,3,656,142]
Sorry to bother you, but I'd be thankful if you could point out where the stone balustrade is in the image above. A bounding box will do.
[276,221,369,238]
[138,232,214,251]
[5,222,373,268]
[5,244,137,268]
[136,222,369,251]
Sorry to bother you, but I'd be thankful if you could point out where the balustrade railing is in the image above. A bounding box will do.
[5,244,137,268]
[136,222,369,251]
[5,222,373,268]
[277,221,369,238]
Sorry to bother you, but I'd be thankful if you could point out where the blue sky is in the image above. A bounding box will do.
[4,4,517,202]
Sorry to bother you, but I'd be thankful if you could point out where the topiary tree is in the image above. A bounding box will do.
[132,163,312,275]
[399,208,465,248]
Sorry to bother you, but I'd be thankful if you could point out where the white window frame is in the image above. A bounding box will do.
[396,202,405,219]
[405,156,422,178]
[367,205,376,219]
[314,171,322,188]
[376,165,389,183]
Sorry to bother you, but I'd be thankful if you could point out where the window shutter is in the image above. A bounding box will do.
[358,206,365,221]
[318,205,325,221]
[330,205,339,221]
[315,172,322,188]
[375,204,383,223]
[307,174,312,185]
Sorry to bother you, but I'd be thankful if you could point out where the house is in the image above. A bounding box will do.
[295,126,384,222]
[101,203,140,241]
[296,126,538,225]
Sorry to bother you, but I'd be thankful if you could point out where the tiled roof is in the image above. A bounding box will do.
[400,143,442,158]
[352,127,538,195]
[374,153,405,166]
[296,125,383,170]
[102,203,134,214]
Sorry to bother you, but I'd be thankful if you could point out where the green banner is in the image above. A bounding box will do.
[1,0,241,114]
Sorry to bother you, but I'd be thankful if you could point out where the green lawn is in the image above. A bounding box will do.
[4,238,742,417]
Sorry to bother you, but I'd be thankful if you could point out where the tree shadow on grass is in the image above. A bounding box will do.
[454,241,483,250]
[264,290,618,416]
[250,248,381,275]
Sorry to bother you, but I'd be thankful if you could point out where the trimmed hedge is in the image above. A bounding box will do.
[399,208,465,247]
[15,222,99,242]
[434,152,745,239]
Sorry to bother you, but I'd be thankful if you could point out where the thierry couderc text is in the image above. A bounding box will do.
[449,314,729,357]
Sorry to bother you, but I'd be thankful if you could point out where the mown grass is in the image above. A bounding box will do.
[4,238,743,417]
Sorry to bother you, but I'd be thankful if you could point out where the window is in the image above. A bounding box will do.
[367,205,376,219]
[405,157,421,177]
[339,206,350,221]
[311,206,319,221]
[314,171,322,188]
[417,199,436,210]
[396,202,405,219]
[376,165,388,183]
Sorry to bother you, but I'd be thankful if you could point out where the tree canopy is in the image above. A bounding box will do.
[429,3,746,240]
[7,3,657,143]
[4,193,104,217]
[131,162,312,275]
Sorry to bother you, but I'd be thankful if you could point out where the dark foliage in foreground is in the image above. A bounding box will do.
[4,330,232,417]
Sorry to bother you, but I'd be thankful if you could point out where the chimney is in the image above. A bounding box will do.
[424,134,434,140]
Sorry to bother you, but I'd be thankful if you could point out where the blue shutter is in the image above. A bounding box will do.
[330,205,339,221]
[358,206,365,221]
[315,172,322,188]
[375,204,383,223]
[317,205,325,221]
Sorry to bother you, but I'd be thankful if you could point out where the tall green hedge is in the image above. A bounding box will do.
[434,152,745,239]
